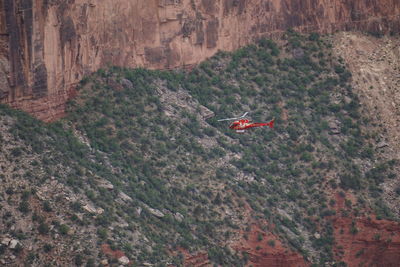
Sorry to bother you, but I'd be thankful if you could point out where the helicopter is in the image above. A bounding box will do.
[218,112,275,133]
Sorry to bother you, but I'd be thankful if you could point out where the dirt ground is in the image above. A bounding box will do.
[333,32,400,156]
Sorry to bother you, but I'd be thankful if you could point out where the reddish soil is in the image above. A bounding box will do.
[232,223,308,267]
[227,198,308,267]
[173,192,400,267]
[184,252,209,266]
[332,192,400,267]
[174,247,210,267]
[101,243,131,265]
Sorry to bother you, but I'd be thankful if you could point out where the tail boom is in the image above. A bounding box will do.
[246,118,274,129]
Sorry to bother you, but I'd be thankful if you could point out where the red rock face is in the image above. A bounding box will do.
[333,216,400,266]
[332,193,400,267]
[232,224,308,267]
[176,248,210,266]
[0,0,399,121]
[175,224,307,267]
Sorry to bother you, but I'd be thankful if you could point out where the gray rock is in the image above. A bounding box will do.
[174,212,184,222]
[82,204,97,214]
[119,192,132,202]
[1,238,11,246]
[148,207,164,218]
[135,207,142,217]
[292,48,304,59]
[330,128,340,135]
[199,105,214,119]
[97,180,114,190]
[120,78,133,89]
[9,240,19,249]
[118,222,129,228]
[329,120,341,134]
[118,256,130,265]
[377,141,388,148]
[344,96,352,104]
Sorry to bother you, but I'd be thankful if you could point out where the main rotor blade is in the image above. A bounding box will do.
[217,112,249,122]
[217,117,241,121]
[240,112,249,118]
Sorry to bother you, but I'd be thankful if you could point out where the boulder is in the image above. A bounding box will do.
[174,212,184,222]
[82,204,97,214]
[148,207,164,218]
[120,78,133,89]
[9,239,19,249]
[97,207,105,214]
[98,180,114,190]
[292,48,304,59]
[377,141,388,148]
[118,256,130,265]
[199,105,215,119]
[1,238,11,246]
[119,192,132,202]
[328,120,341,134]
[83,203,104,214]
[136,207,142,216]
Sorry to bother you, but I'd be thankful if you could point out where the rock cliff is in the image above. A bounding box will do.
[0,0,399,120]
[332,192,400,267]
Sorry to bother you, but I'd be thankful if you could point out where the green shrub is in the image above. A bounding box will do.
[268,240,275,247]
[59,224,70,235]
[38,222,50,235]
[395,187,400,196]
[19,200,30,213]
[43,201,52,212]
[43,244,53,252]
[75,254,83,266]
[340,174,361,190]
[11,147,22,157]
[97,228,108,239]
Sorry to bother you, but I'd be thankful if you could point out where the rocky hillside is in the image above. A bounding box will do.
[333,32,400,217]
[1,31,400,266]
[0,0,399,121]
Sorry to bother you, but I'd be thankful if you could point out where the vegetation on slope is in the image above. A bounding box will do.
[0,31,397,266]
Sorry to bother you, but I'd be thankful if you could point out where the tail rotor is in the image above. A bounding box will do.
[269,118,275,128]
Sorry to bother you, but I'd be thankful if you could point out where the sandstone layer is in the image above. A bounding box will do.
[332,192,400,267]
[0,0,400,120]
[232,223,307,267]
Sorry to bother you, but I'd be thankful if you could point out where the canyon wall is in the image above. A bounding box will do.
[0,0,399,121]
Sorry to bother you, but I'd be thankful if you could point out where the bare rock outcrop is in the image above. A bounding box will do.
[0,0,399,121]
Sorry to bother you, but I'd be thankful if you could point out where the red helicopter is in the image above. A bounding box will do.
[218,112,275,133]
